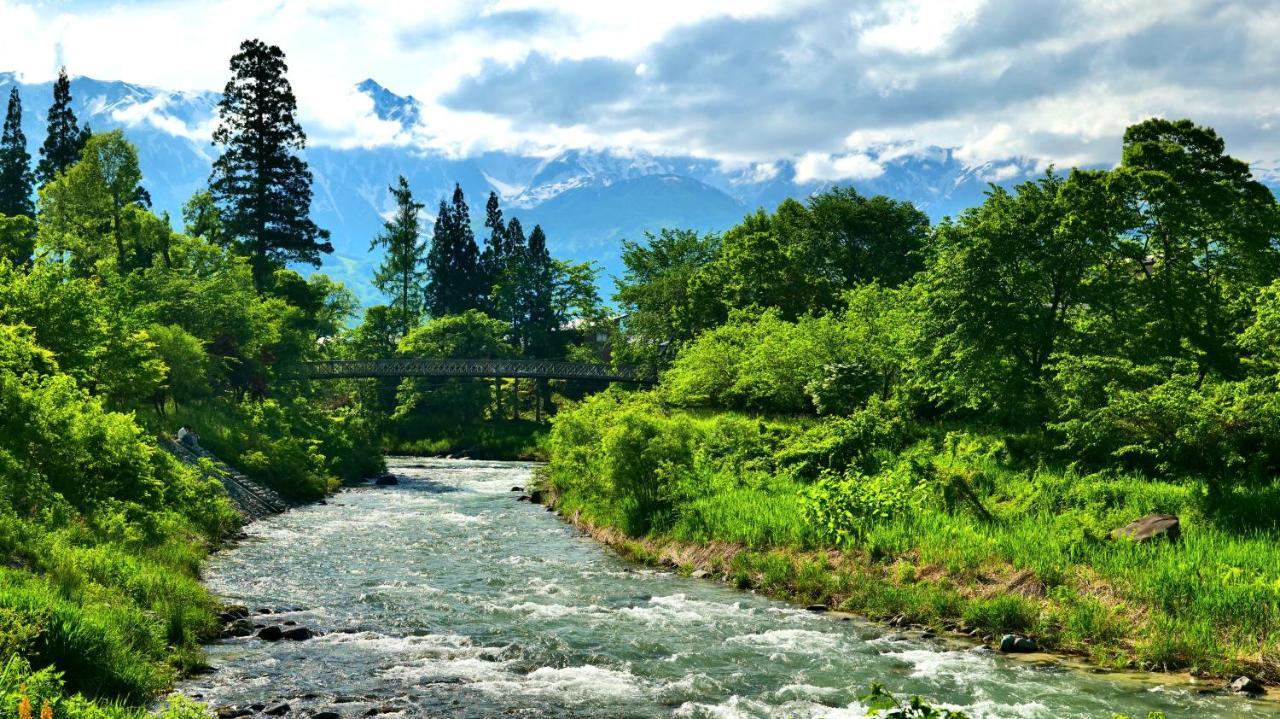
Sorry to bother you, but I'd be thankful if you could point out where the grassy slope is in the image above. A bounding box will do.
[541,400,1280,682]
[2,397,380,718]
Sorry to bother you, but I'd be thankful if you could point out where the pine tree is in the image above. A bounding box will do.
[424,184,482,317]
[522,224,558,358]
[479,191,505,304]
[35,67,90,187]
[496,216,527,333]
[523,225,559,419]
[370,176,427,337]
[0,87,34,219]
[209,39,332,291]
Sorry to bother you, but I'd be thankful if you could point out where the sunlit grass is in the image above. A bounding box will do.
[544,395,1280,678]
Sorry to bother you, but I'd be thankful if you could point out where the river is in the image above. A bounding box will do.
[177,458,1277,718]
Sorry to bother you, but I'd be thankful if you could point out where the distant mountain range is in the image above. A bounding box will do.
[0,72,1035,305]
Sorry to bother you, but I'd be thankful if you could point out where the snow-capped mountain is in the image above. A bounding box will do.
[0,72,1015,305]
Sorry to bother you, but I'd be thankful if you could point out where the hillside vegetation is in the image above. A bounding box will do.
[545,118,1280,680]
[0,48,383,716]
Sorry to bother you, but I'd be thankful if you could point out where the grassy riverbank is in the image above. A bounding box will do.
[0,382,381,717]
[541,391,1280,682]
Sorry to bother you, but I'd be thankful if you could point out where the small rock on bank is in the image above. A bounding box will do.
[999,634,1038,653]
[1230,675,1266,695]
[1110,513,1180,543]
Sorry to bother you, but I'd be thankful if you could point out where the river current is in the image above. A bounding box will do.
[177,458,1277,718]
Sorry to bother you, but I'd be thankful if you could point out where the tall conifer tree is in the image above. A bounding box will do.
[424,184,482,317]
[479,191,505,304]
[370,176,427,337]
[522,224,557,358]
[209,39,331,291]
[0,87,34,218]
[35,67,89,187]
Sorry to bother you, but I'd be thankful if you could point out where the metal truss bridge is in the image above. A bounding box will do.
[279,358,656,385]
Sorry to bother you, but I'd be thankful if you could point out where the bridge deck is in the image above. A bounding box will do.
[280,358,656,384]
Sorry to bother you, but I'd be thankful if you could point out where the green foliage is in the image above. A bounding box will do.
[147,324,212,409]
[921,170,1117,421]
[0,214,36,266]
[1,655,212,718]
[0,63,380,717]
[394,310,514,422]
[803,464,922,546]
[614,228,723,366]
[38,131,146,273]
[860,683,969,718]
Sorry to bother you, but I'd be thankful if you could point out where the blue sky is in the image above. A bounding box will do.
[1,0,1276,182]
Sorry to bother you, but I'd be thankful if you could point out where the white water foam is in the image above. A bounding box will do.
[475,664,647,704]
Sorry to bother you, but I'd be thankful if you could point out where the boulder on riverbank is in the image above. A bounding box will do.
[999,634,1038,653]
[1230,675,1266,695]
[1110,513,1180,543]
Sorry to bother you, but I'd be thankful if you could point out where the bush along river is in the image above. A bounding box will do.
[177,458,1280,718]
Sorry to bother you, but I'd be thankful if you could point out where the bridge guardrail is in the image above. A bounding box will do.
[278,358,657,384]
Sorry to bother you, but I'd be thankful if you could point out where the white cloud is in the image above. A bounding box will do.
[731,161,781,185]
[794,152,885,183]
[0,0,1277,177]
[855,0,983,55]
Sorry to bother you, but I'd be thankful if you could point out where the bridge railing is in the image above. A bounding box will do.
[278,357,657,384]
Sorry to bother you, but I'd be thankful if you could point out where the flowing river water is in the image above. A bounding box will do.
[177,458,1279,718]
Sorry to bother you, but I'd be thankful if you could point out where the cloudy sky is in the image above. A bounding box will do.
[1,0,1277,182]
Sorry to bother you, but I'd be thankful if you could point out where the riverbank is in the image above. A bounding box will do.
[176,457,1259,718]
[0,402,383,718]
[540,392,1280,691]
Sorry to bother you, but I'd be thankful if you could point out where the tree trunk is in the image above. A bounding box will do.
[511,377,520,420]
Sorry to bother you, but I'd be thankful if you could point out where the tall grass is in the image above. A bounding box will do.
[543,391,1280,678]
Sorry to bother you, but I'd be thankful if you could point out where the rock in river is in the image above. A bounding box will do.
[374,475,399,486]
[263,702,291,715]
[223,619,255,638]
[282,626,313,641]
[1110,513,1180,543]
[256,625,284,641]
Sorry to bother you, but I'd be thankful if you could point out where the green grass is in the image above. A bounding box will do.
[543,393,1280,680]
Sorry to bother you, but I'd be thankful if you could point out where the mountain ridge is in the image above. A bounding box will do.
[0,72,1039,304]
